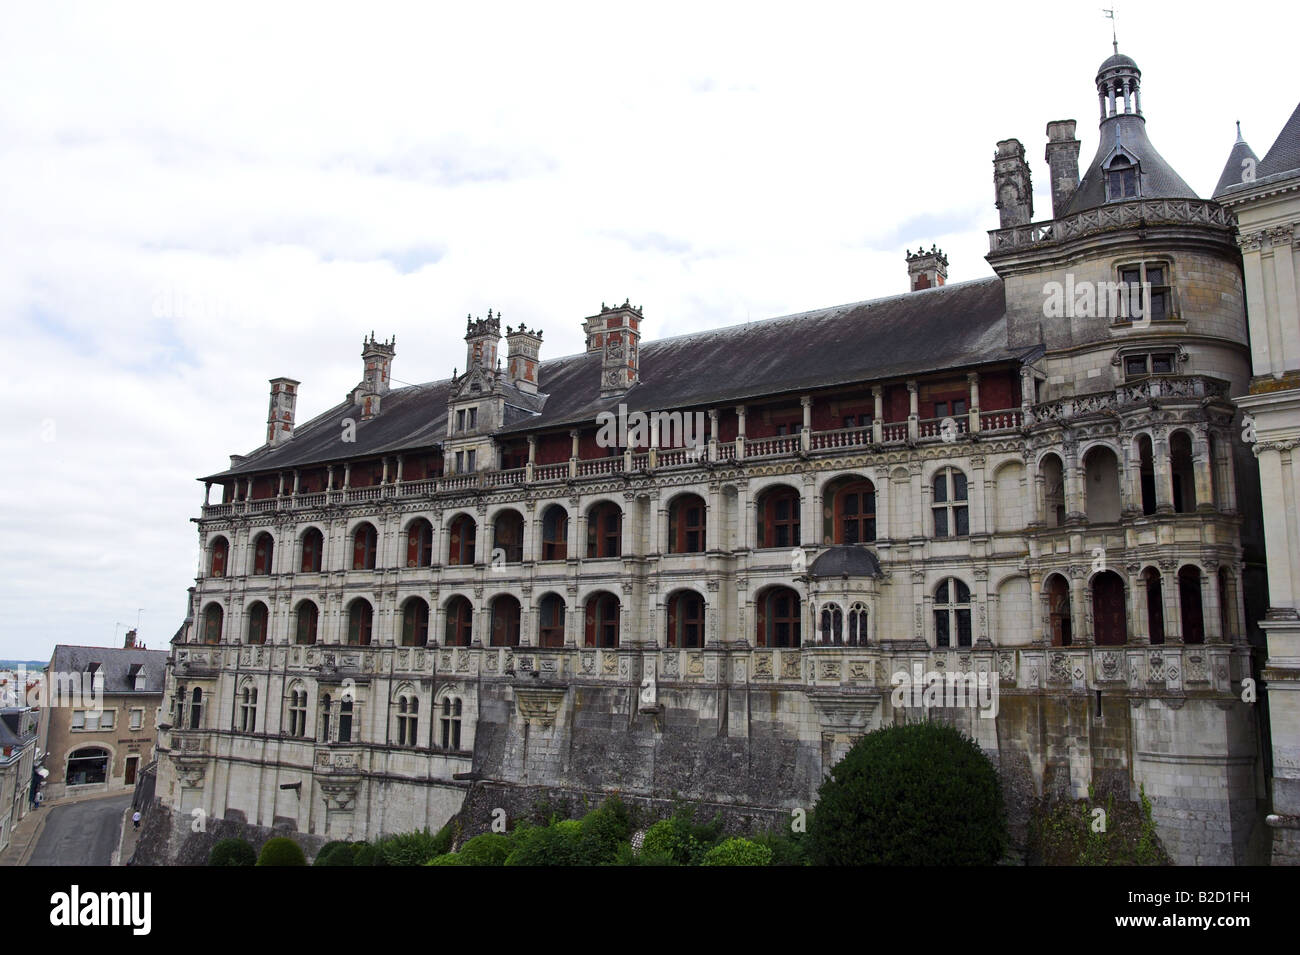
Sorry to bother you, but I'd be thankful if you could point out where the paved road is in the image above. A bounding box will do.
[28,794,131,866]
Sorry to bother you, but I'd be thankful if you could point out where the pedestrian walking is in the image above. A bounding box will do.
[132,810,141,830]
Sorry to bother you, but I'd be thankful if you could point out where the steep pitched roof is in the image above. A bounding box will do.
[1212,126,1260,198]
[205,276,1022,479]
[1063,113,1199,215]
[1257,101,1300,180]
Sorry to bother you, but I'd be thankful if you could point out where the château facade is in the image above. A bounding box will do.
[147,49,1274,865]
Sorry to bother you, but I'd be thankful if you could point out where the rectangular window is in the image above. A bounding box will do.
[467,450,476,472]
[71,710,85,730]
[467,408,478,429]
[101,710,114,730]
[1151,353,1175,374]
[130,709,144,730]
[1125,355,1149,378]
[456,410,465,432]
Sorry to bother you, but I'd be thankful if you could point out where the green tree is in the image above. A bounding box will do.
[208,837,256,867]
[809,722,1007,865]
[256,836,307,866]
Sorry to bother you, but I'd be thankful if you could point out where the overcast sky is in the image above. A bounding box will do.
[1,1,1296,660]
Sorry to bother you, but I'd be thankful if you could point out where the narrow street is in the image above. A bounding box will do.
[26,793,131,867]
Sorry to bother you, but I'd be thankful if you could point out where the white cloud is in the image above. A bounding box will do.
[1,0,1296,657]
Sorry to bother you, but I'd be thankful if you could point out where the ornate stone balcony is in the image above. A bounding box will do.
[988,198,1236,254]
[1026,374,1230,426]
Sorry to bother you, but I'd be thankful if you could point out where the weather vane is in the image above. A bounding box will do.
[1102,8,1118,54]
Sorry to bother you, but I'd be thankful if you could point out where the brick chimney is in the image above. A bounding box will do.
[124,628,137,649]
[993,138,1034,228]
[354,332,396,419]
[1045,120,1081,218]
[505,322,543,395]
[266,377,299,446]
[584,301,643,396]
[906,246,948,291]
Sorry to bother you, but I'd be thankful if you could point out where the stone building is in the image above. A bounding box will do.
[0,707,37,853]
[148,48,1272,864]
[1215,101,1300,863]
[39,636,167,802]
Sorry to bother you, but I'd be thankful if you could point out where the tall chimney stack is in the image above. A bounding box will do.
[266,377,299,446]
[583,301,643,396]
[1045,120,1081,218]
[124,628,137,649]
[906,246,948,291]
[354,333,396,419]
[505,323,543,395]
[993,139,1034,228]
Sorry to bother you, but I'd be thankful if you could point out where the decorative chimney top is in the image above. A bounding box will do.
[905,246,949,291]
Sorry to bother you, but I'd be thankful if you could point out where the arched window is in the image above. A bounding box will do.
[300,527,324,573]
[1040,454,1066,527]
[1046,575,1072,647]
[756,586,801,648]
[209,537,229,577]
[490,595,521,647]
[827,478,875,544]
[448,514,477,566]
[294,602,319,645]
[1084,447,1122,523]
[173,684,187,727]
[584,593,620,648]
[1091,570,1127,645]
[347,599,373,646]
[666,591,705,648]
[189,687,203,729]
[317,693,330,741]
[932,469,969,538]
[934,578,971,648]
[246,602,269,645]
[252,532,274,575]
[493,510,525,564]
[445,596,473,647]
[401,598,430,647]
[202,604,223,644]
[848,603,869,646]
[756,486,801,548]
[397,695,419,747]
[1143,568,1165,645]
[819,604,844,646]
[538,593,566,648]
[1135,435,1157,516]
[586,502,622,558]
[541,505,568,561]
[338,699,353,743]
[1170,432,1197,513]
[65,746,110,786]
[352,523,378,570]
[406,519,434,568]
[1179,566,1205,644]
[239,685,258,732]
[668,494,707,554]
[440,697,463,750]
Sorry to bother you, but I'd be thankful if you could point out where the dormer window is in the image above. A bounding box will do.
[1106,156,1138,200]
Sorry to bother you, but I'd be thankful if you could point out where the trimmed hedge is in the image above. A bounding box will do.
[256,837,307,867]
[208,837,256,867]
[809,721,1007,865]
[700,837,773,866]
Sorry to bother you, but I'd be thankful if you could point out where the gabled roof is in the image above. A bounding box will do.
[47,646,168,695]
[205,276,1024,479]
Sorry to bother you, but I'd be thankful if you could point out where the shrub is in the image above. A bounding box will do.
[575,795,633,865]
[809,721,1007,865]
[375,825,456,866]
[505,819,583,866]
[700,837,773,866]
[315,841,366,866]
[208,837,256,867]
[638,806,722,865]
[614,843,678,866]
[426,853,466,866]
[753,828,809,867]
[353,843,379,867]
[457,833,513,867]
[256,837,307,867]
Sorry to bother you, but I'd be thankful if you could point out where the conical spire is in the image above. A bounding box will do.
[1213,122,1260,198]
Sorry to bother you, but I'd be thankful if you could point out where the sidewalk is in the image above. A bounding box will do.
[0,789,136,867]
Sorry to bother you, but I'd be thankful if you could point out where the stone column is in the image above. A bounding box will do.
[968,372,981,433]
[875,470,890,541]
[1071,567,1090,646]
[872,386,884,444]
[736,405,747,460]
[1203,564,1223,643]
[1193,432,1214,511]
[801,395,812,453]
[1130,565,1149,644]
[1063,441,1086,522]
[1153,428,1174,513]
[708,408,719,462]
[1164,562,1183,643]
[907,380,919,443]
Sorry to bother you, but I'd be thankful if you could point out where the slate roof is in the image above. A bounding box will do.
[1212,127,1260,199]
[809,545,884,578]
[0,710,34,749]
[204,277,1024,480]
[1217,101,1300,198]
[46,646,168,696]
[1062,112,1199,215]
